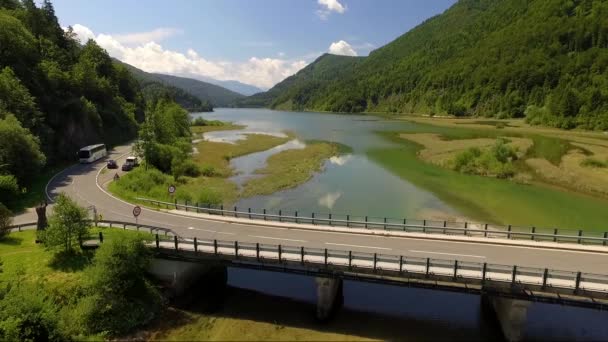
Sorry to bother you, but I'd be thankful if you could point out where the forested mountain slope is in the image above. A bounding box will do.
[0,0,144,168]
[117,61,213,112]
[245,0,608,130]
[152,73,244,107]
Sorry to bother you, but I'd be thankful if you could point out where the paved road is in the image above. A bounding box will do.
[14,145,608,274]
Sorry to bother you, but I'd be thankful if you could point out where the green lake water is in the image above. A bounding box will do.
[197,108,608,232]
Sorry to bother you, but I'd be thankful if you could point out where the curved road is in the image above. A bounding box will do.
[14,145,608,274]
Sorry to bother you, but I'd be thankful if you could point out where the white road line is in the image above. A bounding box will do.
[325,242,392,251]
[249,235,307,243]
[216,231,236,235]
[187,227,235,235]
[409,250,485,259]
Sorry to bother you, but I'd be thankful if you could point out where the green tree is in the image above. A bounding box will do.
[79,235,161,335]
[44,193,89,253]
[0,202,11,240]
[0,114,45,185]
[0,67,42,129]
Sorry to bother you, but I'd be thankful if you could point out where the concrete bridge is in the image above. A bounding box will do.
[11,144,608,341]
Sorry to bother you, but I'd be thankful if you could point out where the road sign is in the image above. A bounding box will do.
[168,185,176,194]
[133,206,141,217]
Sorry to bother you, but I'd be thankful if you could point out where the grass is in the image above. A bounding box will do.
[241,141,344,198]
[368,132,608,231]
[110,128,293,206]
[191,122,245,134]
[0,228,154,286]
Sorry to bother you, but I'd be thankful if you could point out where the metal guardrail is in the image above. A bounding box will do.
[7,220,176,237]
[138,198,608,246]
[149,234,608,297]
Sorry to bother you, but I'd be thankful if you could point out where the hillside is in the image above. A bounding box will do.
[152,73,245,107]
[244,0,608,130]
[117,61,212,112]
[236,53,364,108]
[196,76,263,96]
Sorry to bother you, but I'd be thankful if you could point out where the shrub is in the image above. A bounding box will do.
[197,188,223,205]
[581,158,608,168]
[0,174,19,203]
[172,159,200,179]
[201,165,218,177]
[452,139,518,178]
[0,284,62,342]
[79,236,161,336]
[0,203,11,240]
[192,117,225,126]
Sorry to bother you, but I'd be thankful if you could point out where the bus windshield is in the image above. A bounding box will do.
[78,150,90,159]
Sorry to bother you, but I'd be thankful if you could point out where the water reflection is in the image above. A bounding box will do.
[318,191,342,210]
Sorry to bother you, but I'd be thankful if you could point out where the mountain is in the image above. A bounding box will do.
[151,73,245,107]
[116,61,212,112]
[242,0,608,130]
[195,76,263,96]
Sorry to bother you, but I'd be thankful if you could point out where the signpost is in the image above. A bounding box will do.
[168,185,176,195]
[133,205,141,226]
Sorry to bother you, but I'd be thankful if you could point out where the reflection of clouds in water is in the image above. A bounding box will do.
[329,154,353,166]
[203,131,287,144]
[318,192,342,210]
[269,139,305,152]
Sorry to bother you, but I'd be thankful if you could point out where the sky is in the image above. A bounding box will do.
[52,0,457,89]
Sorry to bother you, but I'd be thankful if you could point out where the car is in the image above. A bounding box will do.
[107,159,118,169]
[121,156,139,171]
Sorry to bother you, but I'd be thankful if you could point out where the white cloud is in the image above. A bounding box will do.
[317,0,346,20]
[67,24,308,89]
[113,28,182,45]
[328,40,357,56]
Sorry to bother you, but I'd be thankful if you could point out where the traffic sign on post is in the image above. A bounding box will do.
[168,185,176,195]
[133,205,141,226]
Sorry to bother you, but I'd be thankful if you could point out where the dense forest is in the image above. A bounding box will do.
[0,0,203,208]
[117,61,213,112]
[151,73,245,107]
[241,0,608,130]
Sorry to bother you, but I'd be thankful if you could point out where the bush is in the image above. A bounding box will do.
[172,159,200,179]
[197,188,223,205]
[201,165,218,177]
[79,236,161,336]
[0,202,12,241]
[0,284,62,342]
[0,174,19,203]
[452,139,518,178]
[191,117,224,126]
[581,158,608,168]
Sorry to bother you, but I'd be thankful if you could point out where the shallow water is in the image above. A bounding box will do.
[196,108,462,220]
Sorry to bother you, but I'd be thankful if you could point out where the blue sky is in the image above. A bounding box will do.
[52,0,456,89]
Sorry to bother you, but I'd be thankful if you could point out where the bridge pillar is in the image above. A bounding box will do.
[315,277,343,321]
[482,295,530,342]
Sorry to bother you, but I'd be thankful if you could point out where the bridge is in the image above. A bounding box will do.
[12,144,608,341]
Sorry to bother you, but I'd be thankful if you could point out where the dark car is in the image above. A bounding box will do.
[107,159,118,169]
[121,162,133,171]
[121,156,138,171]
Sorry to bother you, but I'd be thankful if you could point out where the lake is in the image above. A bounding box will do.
[197,108,463,221]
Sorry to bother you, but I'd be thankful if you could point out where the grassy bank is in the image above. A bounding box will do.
[368,132,608,231]
[241,141,347,198]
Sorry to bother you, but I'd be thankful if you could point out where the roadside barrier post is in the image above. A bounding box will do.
[575,272,582,292]
[329,213,332,226]
[301,247,305,265]
[604,232,608,246]
[542,268,548,288]
[365,216,368,229]
[278,244,282,261]
[256,243,260,261]
[312,212,315,225]
[384,217,387,230]
[214,240,218,255]
[507,225,512,239]
[155,234,159,249]
[234,206,237,218]
[346,215,349,227]
[349,251,353,269]
[482,263,487,284]
[193,237,198,253]
[324,248,328,266]
[99,232,103,243]
[295,211,298,223]
[578,230,583,244]
[263,209,267,221]
[399,256,403,273]
[425,258,430,276]
[554,229,558,242]
[174,236,178,250]
[512,266,517,284]
[248,208,252,219]
[279,210,282,222]
[373,253,377,271]
[531,226,536,240]
[234,241,239,259]
[484,224,488,237]
[453,260,458,280]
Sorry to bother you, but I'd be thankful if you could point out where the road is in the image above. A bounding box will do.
[14,144,608,274]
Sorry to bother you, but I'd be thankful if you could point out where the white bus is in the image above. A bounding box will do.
[78,144,107,163]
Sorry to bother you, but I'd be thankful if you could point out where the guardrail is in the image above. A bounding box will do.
[138,198,608,246]
[8,220,176,237]
[149,234,608,299]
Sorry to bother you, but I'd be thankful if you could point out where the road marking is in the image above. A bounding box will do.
[249,235,307,243]
[217,231,236,235]
[409,250,485,259]
[325,242,392,251]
